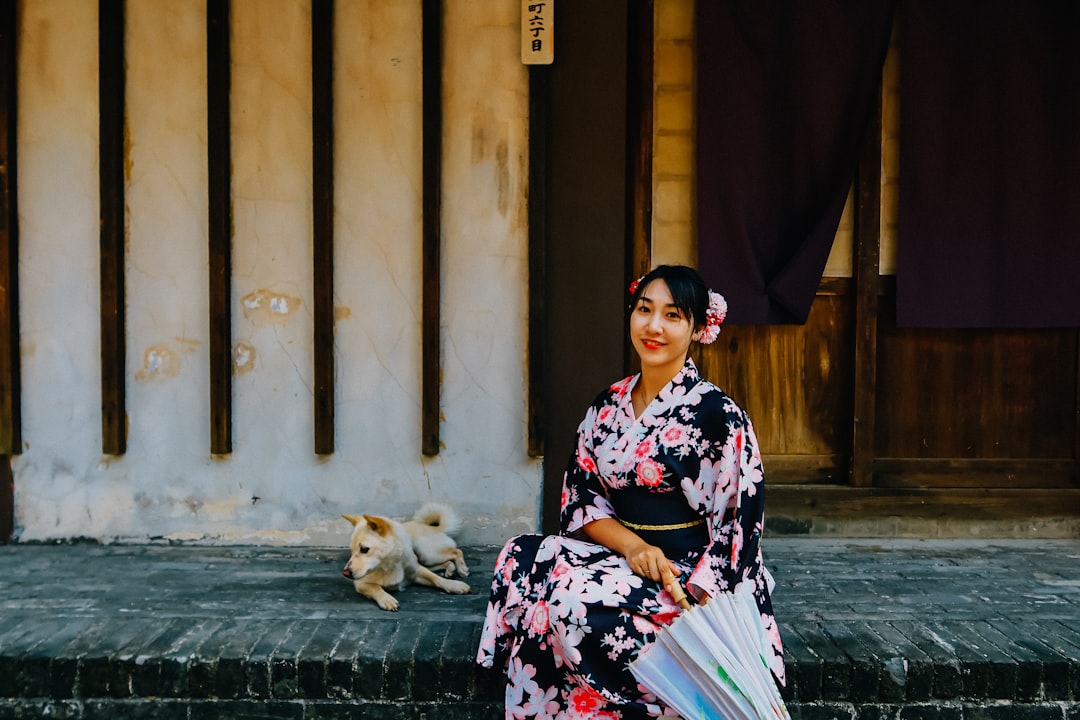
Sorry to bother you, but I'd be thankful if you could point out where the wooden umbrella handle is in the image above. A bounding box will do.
[661,566,692,610]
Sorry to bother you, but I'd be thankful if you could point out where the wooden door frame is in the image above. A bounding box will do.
[1,0,18,541]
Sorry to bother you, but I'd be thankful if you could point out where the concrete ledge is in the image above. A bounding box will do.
[1,540,1079,718]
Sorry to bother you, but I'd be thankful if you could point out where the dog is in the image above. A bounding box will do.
[341,504,470,611]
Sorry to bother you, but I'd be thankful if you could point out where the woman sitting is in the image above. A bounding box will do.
[477,264,785,719]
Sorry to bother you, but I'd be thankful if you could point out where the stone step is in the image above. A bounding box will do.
[1,540,1078,719]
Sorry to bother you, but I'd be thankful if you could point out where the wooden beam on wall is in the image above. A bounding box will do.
[873,457,1076,489]
[0,0,20,458]
[312,0,334,455]
[527,65,548,459]
[421,0,442,456]
[99,0,126,455]
[207,0,232,454]
[850,94,883,488]
[770,485,1080,524]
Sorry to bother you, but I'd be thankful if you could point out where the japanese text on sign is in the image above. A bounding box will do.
[521,0,553,65]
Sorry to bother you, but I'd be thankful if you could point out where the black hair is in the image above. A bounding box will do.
[629,265,710,329]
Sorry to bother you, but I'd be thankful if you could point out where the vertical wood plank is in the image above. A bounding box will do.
[626,0,653,375]
[850,96,883,488]
[207,0,232,454]
[0,0,20,457]
[527,65,548,458]
[312,0,334,455]
[697,289,853,476]
[0,0,15,539]
[628,0,653,278]
[421,0,441,455]
[99,0,126,455]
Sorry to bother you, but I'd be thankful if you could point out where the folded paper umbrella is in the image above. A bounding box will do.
[629,571,790,720]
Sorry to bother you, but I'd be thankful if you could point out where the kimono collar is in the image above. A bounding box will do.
[676,357,701,385]
[620,358,702,404]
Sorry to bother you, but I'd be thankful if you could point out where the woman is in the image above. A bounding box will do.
[477,265,785,719]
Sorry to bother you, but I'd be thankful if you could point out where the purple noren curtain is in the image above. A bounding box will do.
[696,1,896,324]
[897,1,1080,328]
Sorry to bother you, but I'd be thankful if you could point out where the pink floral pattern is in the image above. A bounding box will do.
[477,359,784,718]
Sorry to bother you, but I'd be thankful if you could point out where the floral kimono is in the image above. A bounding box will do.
[477,359,785,719]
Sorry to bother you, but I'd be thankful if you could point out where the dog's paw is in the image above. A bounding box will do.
[376,595,400,612]
[443,579,471,595]
[457,562,471,578]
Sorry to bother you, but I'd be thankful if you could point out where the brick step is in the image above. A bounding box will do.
[2,618,1078,717]
[1,541,1078,718]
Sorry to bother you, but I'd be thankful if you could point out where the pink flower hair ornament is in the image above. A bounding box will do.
[627,276,727,345]
[698,290,727,345]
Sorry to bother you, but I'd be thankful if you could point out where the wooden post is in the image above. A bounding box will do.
[527,65,548,458]
[0,0,16,540]
[0,0,20,457]
[312,0,335,455]
[626,0,653,376]
[207,0,233,454]
[421,0,442,455]
[99,0,126,455]
[850,95,883,488]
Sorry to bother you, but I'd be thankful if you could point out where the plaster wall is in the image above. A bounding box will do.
[12,0,540,545]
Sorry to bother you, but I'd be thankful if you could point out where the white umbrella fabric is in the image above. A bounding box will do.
[629,574,789,720]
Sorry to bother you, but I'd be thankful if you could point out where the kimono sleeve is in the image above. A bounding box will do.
[686,405,767,601]
[559,399,618,535]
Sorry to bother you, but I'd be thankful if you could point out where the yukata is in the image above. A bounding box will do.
[477,359,785,719]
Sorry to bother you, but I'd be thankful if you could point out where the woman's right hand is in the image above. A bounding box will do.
[623,541,681,583]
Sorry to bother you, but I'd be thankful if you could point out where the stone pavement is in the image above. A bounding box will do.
[0,538,1078,718]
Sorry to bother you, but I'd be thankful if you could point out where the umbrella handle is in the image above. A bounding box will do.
[661,566,692,610]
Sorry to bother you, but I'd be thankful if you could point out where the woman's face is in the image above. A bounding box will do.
[630,279,697,375]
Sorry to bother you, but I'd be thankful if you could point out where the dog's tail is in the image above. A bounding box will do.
[412,501,462,537]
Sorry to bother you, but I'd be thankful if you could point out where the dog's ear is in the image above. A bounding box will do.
[362,514,392,536]
[342,513,362,526]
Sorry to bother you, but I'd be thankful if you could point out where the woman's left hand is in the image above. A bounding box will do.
[581,518,682,583]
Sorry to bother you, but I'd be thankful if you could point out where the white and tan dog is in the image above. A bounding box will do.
[341,503,470,611]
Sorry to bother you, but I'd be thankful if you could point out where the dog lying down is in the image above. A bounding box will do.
[342,502,471,611]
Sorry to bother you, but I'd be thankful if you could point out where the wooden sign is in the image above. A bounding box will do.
[521,0,553,65]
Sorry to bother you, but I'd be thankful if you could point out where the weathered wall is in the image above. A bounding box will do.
[12,0,540,545]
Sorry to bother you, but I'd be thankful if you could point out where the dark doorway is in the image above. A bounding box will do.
[540,1,634,532]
